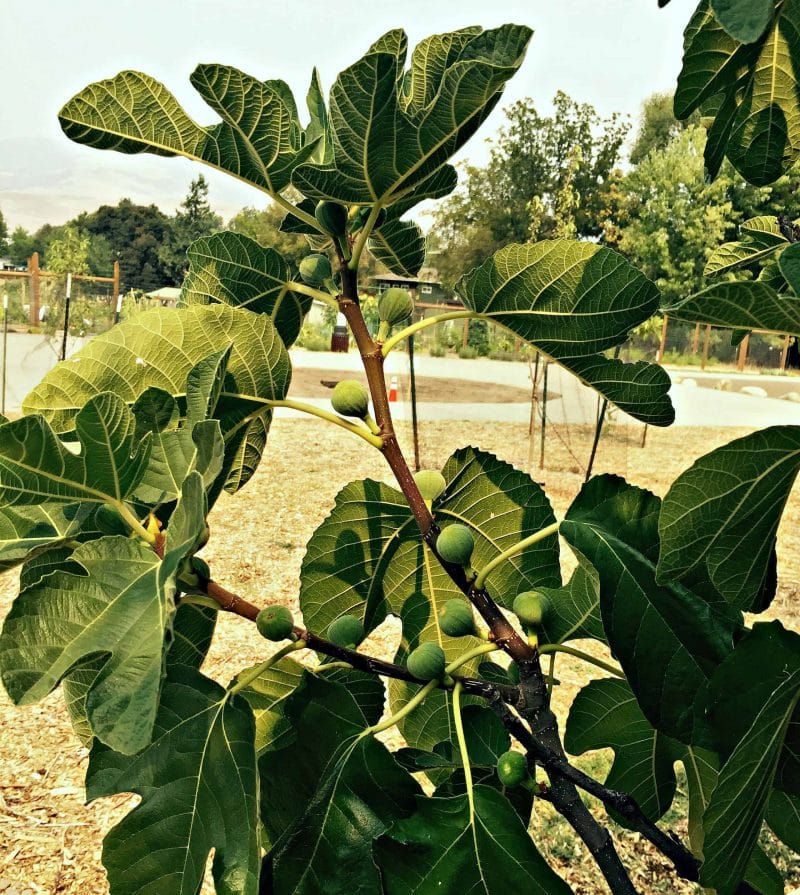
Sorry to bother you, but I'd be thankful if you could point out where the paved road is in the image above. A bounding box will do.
[2,335,799,428]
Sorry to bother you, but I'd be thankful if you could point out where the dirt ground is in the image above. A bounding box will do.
[288,366,533,402]
[1,414,798,895]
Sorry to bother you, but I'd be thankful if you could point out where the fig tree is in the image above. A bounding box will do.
[496,749,528,787]
[512,591,550,627]
[413,469,447,502]
[378,288,414,325]
[437,523,475,567]
[299,253,332,286]
[330,380,370,418]
[315,201,348,237]
[407,642,447,680]
[256,604,294,642]
[327,614,365,649]
[437,599,476,638]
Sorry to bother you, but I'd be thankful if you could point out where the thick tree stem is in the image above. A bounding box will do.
[337,263,536,665]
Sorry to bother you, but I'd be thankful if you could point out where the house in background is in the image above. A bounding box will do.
[370,270,454,306]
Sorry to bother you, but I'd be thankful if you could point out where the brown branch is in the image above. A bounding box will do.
[198,579,517,702]
[336,260,536,666]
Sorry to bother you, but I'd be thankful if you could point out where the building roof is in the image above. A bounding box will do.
[145,287,182,300]
[370,272,442,286]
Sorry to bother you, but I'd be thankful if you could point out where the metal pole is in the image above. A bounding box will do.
[1,294,7,416]
[539,360,549,470]
[528,353,540,473]
[115,293,123,324]
[60,272,72,361]
[409,333,420,471]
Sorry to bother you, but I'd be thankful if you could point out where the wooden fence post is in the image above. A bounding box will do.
[737,334,750,371]
[656,314,669,363]
[29,252,40,327]
[112,261,121,319]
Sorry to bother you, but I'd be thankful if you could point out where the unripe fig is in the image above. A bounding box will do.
[315,201,348,237]
[331,380,370,418]
[407,643,447,680]
[327,615,365,649]
[378,288,414,325]
[413,469,447,502]
[497,750,528,787]
[299,253,332,286]
[513,591,551,627]
[437,599,476,638]
[437,523,475,567]
[256,605,294,642]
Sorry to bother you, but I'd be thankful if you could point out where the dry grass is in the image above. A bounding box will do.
[1,416,798,894]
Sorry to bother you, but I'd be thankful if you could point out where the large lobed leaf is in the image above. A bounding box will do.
[59,65,317,196]
[292,26,532,209]
[181,231,311,346]
[565,678,686,824]
[375,786,571,895]
[260,673,419,895]
[700,623,800,894]
[22,304,291,493]
[87,666,260,895]
[457,241,674,426]
[0,393,149,508]
[560,475,740,744]
[669,281,800,335]
[658,426,800,612]
[0,473,207,753]
[675,0,800,185]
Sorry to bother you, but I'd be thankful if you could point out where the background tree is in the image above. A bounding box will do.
[616,126,734,306]
[628,92,698,165]
[44,224,90,275]
[431,92,628,286]
[79,199,173,291]
[0,208,8,257]
[158,174,223,283]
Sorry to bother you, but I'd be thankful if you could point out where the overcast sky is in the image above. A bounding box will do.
[0,0,696,232]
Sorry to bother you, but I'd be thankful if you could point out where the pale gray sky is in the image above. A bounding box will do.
[0,0,696,231]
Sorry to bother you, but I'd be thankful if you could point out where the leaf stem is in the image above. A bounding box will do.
[445,641,499,673]
[538,644,624,679]
[453,681,475,821]
[361,678,439,738]
[284,281,339,310]
[110,500,156,544]
[474,522,560,590]
[272,193,325,236]
[270,398,384,447]
[228,640,306,695]
[348,204,384,271]
[381,310,478,356]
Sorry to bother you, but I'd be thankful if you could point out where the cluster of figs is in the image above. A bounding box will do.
[255,467,549,790]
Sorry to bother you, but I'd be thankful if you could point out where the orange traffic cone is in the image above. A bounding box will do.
[388,375,399,402]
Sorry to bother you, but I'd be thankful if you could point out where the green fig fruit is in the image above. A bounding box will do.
[437,599,476,638]
[327,614,365,649]
[413,469,447,502]
[299,253,332,286]
[436,523,475,567]
[331,380,370,418]
[513,591,551,627]
[315,201,348,237]
[256,605,294,642]
[497,749,528,787]
[378,287,414,325]
[407,642,447,680]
